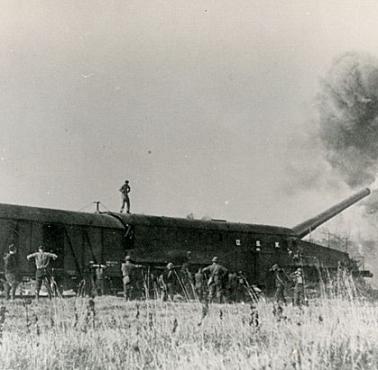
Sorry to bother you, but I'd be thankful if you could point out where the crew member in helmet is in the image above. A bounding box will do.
[203,257,228,303]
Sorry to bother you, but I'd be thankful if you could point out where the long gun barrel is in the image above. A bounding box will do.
[292,188,371,239]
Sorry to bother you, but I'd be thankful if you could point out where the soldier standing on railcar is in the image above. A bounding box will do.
[119,180,131,213]
[203,257,228,303]
[3,244,20,300]
[27,245,58,301]
[121,256,143,300]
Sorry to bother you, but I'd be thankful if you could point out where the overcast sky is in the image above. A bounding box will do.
[1,0,378,232]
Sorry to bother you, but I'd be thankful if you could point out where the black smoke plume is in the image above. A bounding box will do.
[318,52,378,188]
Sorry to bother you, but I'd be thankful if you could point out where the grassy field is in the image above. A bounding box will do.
[0,293,377,370]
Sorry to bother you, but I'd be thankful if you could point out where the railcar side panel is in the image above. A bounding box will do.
[129,223,292,287]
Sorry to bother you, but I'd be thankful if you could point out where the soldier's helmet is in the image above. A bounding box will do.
[212,256,218,263]
[167,262,174,269]
[296,267,302,274]
[270,264,279,271]
[125,255,131,261]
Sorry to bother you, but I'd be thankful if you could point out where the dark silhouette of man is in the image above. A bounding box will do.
[271,264,287,305]
[291,267,305,306]
[119,180,131,213]
[121,255,143,300]
[194,268,205,301]
[160,263,177,301]
[91,262,108,296]
[203,257,228,303]
[3,244,20,300]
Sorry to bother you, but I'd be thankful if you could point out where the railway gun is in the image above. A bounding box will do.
[0,188,372,294]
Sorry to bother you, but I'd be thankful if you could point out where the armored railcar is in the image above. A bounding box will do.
[0,188,371,292]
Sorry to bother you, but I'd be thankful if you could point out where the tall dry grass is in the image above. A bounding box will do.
[0,275,377,369]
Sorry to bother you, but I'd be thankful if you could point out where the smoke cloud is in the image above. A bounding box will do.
[317,52,378,286]
[318,52,378,188]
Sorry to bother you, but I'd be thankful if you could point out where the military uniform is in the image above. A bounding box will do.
[3,247,19,300]
[161,263,177,301]
[81,264,96,297]
[271,264,286,305]
[203,258,228,303]
[92,264,107,296]
[236,272,247,302]
[119,181,131,213]
[180,261,194,299]
[121,257,142,300]
[292,268,305,306]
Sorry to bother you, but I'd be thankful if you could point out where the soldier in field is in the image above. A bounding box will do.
[160,263,177,301]
[194,267,205,301]
[27,245,58,301]
[271,264,287,305]
[121,255,143,300]
[291,267,305,306]
[3,244,20,300]
[226,271,238,303]
[180,251,194,299]
[203,257,228,303]
[90,262,108,296]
